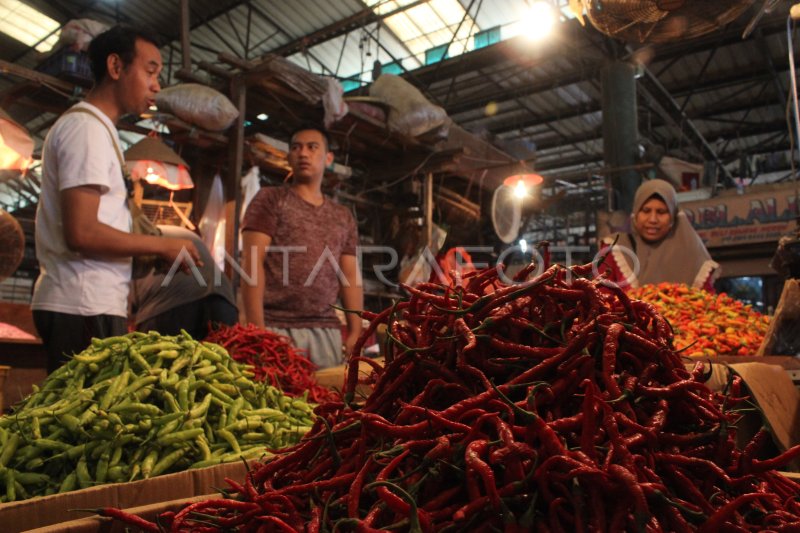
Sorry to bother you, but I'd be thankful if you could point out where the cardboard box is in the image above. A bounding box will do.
[25,494,214,533]
[30,359,800,532]
[0,461,247,532]
[315,357,383,397]
[35,476,800,532]
[689,357,800,466]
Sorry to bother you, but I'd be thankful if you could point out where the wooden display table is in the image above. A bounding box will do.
[687,354,800,385]
[0,302,49,409]
[0,337,47,410]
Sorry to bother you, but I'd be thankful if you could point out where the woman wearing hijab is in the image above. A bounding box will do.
[598,179,720,290]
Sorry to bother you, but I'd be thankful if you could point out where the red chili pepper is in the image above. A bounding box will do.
[664,464,715,514]
[601,323,624,399]
[255,514,301,532]
[464,439,501,510]
[91,260,800,532]
[636,379,710,398]
[206,323,337,403]
[749,443,800,473]
[73,508,159,532]
[698,493,775,533]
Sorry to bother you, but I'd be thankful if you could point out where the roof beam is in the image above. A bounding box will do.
[446,66,600,117]
[431,20,788,118]
[754,25,788,110]
[418,16,787,104]
[531,120,789,168]
[464,100,601,134]
[270,0,430,58]
[637,11,788,64]
[246,2,333,76]
[446,59,790,129]
[498,92,787,146]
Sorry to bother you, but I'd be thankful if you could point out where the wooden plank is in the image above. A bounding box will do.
[0,59,76,94]
[198,60,234,79]
[225,78,246,282]
[180,0,192,72]
[174,68,210,85]
[218,52,255,71]
[687,355,800,370]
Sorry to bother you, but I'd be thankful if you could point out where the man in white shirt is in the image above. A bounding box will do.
[32,26,200,373]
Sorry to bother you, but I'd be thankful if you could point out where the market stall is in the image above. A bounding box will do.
[0,2,798,531]
[29,258,799,532]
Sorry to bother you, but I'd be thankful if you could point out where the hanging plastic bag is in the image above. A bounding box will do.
[198,174,226,271]
[240,166,261,223]
[322,77,348,129]
[155,84,239,131]
[369,74,450,138]
[238,166,261,250]
[56,19,110,52]
[398,224,448,287]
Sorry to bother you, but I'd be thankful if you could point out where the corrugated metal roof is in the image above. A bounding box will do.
[0,0,795,216]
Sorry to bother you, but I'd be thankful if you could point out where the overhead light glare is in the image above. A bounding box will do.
[0,0,60,53]
[520,1,557,42]
[0,108,34,172]
[256,113,269,121]
[513,179,528,198]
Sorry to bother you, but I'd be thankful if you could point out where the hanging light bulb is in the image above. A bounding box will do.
[513,1,557,42]
[514,179,528,198]
[0,108,34,172]
[144,166,161,185]
[504,171,544,198]
[124,136,193,191]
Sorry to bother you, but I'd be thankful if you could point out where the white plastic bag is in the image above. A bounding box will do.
[198,174,226,271]
[369,74,449,138]
[322,77,348,129]
[238,166,261,250]
[398,224,448,287]
[56,19,109,52]
[155,84,239,131]
[239,166,261,222]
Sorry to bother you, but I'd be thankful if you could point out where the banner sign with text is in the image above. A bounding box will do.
[681,184,799,248]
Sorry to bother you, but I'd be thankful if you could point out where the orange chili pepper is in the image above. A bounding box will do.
[628,283,769,357]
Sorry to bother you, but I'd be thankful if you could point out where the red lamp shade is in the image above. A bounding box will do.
[0,109,34,172]
[127,160,193,191]
[503,173,543,188]
[124,136,194,191]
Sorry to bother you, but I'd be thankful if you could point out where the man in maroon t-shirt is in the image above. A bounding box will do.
[240,126,362,368]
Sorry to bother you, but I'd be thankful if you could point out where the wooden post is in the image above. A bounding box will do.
[133,181,144,207]
[425,172,433,249]
[180,0,192,73]
[225,77,246,286]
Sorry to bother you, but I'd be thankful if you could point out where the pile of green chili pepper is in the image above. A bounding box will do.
[0,330,316,502]
[107,260,800,532]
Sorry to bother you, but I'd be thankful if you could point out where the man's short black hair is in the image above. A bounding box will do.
[88,25,161,85]
[289,124,332,152]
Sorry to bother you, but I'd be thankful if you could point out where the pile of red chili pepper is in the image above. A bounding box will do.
[206,323,338,404]
[111,259,800,532]
[628,282,770,357]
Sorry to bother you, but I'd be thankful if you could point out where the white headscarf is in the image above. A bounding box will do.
[608,179,720,288]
